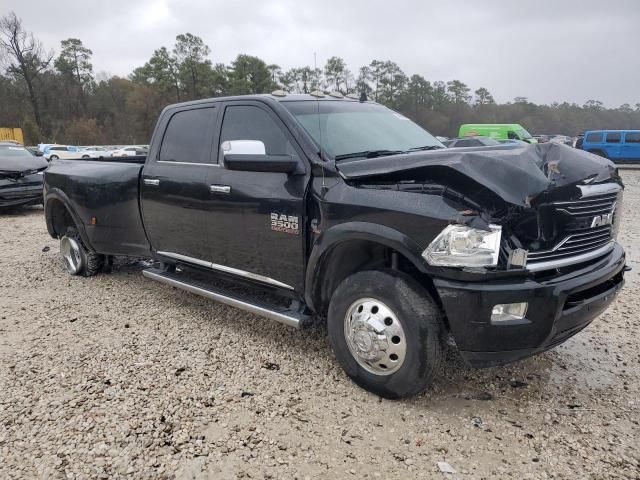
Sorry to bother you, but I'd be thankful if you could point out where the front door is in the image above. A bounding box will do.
[141,105,219,263]
[206,101,309,291]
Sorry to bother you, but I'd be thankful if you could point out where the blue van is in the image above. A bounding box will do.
[581,130,640,162]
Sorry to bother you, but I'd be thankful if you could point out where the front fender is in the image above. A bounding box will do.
[304,221,429,311]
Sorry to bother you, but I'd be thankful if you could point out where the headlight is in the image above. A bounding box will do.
[423,224,502,267]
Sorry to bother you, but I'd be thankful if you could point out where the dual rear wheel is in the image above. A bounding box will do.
[59,227,104,276]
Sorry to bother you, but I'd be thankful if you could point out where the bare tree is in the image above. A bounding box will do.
[0,12,52,133]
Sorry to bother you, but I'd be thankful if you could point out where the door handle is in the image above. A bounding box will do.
[210,185,231,194]
[144,178,160,186]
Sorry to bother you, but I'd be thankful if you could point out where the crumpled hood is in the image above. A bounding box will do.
[0,153,48,175]
[336,143,620,207]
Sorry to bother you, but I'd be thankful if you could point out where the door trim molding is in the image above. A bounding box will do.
[156,251,294,290]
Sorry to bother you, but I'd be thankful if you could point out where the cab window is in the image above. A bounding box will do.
[606,132,621,143]
[159,107,217,163]
[624,132,640,143]
[585,132,603,143]
[218,105,295,162]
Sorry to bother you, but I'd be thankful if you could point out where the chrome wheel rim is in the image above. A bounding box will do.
[60,236,83,274]
[344,298,406,375]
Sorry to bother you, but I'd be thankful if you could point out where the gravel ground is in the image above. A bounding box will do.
[1,172,639,479]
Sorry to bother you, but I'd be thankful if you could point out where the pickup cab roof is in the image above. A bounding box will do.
[162,92,372,109]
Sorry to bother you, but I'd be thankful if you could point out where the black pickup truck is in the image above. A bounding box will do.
[43,93,627,398]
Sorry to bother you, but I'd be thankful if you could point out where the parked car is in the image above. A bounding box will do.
[43,93,626,398]
[581,130,640,162]
[111,145,148,157]
[44,145,81,161]
[0,142,48,209]
[549,135,573,146]
[459,124,537,144]
[79,146,112,158]
[443,136,502,148]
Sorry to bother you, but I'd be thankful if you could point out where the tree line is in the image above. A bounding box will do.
[1,11,639,146]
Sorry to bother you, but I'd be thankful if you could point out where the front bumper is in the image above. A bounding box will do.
[0,176,43,208]
[433,243,626,368]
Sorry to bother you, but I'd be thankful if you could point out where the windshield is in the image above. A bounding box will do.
[517,129,532,140]
[0,145,33,161]
[284,101,443,159]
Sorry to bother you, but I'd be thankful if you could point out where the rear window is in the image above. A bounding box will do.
[585,132,603,143]
[160,107,217,163]
[625,132,640,143]
[606,132,621,143]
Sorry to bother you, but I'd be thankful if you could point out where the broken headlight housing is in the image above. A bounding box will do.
[423,224,502,267]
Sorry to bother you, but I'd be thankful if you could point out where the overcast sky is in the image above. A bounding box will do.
[4,0,639,107]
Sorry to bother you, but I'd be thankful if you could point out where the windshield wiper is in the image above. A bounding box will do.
[334,150,405,161]
[406,145,445,152]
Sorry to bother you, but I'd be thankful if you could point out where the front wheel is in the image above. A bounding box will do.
[327,270,443,399]
[60,227,104,276]
[49,155,59,160]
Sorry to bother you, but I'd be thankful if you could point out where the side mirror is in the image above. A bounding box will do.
[222,139,298,174]
[221,140,266,155]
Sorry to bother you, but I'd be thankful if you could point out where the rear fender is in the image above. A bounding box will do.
[45,188,94,250]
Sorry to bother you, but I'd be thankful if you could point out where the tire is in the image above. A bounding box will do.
[60,227,104,277]
[327,270,443,399]
[49,155,59,160]
[82,155,90,159]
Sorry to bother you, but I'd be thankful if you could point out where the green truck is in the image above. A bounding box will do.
[459,124,537,144]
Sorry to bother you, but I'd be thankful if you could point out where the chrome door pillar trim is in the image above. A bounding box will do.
[156,251,294,290]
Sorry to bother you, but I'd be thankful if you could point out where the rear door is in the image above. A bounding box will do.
[141,104,220,263]
[604,132,622,159]
[205,101,309,291]
[621,132,640,160]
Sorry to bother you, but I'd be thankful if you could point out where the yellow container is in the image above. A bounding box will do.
[0,127,25,145]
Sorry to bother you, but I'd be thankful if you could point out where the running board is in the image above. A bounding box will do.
[142,268,308,328]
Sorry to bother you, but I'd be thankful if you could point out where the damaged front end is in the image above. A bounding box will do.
[338,142,623,274]
[0,149,48,209]
[336,142,626,367]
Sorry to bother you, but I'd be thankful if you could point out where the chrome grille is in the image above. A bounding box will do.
[554,191,618,220]
[527,190,619,270]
